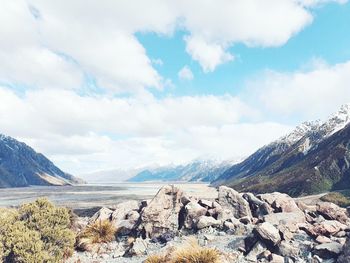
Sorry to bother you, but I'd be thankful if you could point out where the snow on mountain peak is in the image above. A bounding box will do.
[321,103,350,136]
[279,120,321,145]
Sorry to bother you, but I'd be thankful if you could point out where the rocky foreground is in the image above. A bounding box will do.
[69,185,350,262]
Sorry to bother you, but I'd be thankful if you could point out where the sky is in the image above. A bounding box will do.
[1,0,350,175]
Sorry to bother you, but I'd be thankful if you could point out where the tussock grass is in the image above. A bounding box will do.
[79,219,116,244]
[145,237,221,263]
[144,254,168,263]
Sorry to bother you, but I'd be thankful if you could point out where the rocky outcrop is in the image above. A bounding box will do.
[217,186,252,219]
[137,185,186,238]
[77,185,350,262]
[317,202,349,224]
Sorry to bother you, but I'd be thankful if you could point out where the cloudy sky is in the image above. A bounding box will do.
[1,0,350,175]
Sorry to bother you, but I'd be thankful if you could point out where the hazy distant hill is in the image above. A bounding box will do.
[213,104,350,196]
[128,160,235,183]
[0,134,83,188]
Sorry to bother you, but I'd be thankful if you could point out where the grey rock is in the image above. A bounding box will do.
[246,241,267,262]
[137,185,185,238]
[89,207,113,224]
[243,192,273,218]
[317,202,349,224]
[338,237,350,263]
[128,238,148,256]
[217,186,252,219]
[278,240,300,257]
[184,201,207,229]
[313,242,343,259]
[256,222,281,245]
[258,192,302,213]
[197,216,221,229]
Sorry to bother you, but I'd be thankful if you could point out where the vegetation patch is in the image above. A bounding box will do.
[320,192,350,207]
[0,198,75,263]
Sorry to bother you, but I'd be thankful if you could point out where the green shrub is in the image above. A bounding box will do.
[0,198,76,263]
[320,192,350,208]
[2,221,48,263]
[19,198,75,261]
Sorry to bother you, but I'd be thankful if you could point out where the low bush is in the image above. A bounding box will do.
[0,198,76,263]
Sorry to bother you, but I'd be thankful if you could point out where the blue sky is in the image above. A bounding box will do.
[1,1,350,175]
[139,1,350,98]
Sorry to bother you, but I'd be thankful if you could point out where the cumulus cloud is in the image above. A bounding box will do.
[178,66,194,80]
[0,0,346,93]
[0,86,294,173]
[185,36,233,72]
[246,60,350,120]
[0,0,348,174]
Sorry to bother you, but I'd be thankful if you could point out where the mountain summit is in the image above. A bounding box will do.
[0,134,82,188]
[213,104,350,196]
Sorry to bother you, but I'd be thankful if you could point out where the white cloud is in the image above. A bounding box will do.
[246,60,350,119]
[0,0,346,93]
[185,36,233,72]
[178,65,194,80]
[0,0,348,175]
[0,86,294,174]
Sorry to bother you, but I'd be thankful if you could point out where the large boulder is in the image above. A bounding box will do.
[256,222,281,246]
[137,185,186,238]
[258,192,301,213]
[183,201,207,229]
[317,202,349,224]
[217,186,252,219]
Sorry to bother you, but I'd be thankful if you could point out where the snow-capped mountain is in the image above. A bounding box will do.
[0,134,82,188]
[128,159,237,183]
[213,104,350,196]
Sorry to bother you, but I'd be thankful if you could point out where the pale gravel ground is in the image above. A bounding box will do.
[0,183,218,210]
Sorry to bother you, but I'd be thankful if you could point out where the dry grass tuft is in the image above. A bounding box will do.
[145,237,221,263]
[144,254,168,263]
[79,220,116,244]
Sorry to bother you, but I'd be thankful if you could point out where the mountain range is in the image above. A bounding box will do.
[0,134,82,188]
[127,159,236,183]
[213,104,350,196]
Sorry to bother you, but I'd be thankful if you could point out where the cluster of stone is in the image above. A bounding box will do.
[75,185,350,262]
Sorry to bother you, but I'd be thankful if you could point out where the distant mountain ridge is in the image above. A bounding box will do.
[128,159,236,183]
[213,104,350,196]
[0,134,82,188]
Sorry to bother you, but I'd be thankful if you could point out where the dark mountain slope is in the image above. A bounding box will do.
[213,104,350,196]
[0,134,82,188]
[224,124,350,196]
